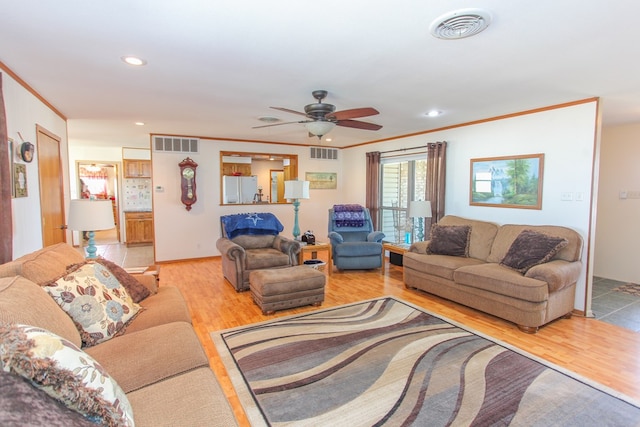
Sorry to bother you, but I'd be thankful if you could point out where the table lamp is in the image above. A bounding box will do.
[284,180,310,240]
[68,199,115,259]
[409,200,432,241]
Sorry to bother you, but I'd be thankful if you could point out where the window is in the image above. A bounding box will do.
[379,154,426,243]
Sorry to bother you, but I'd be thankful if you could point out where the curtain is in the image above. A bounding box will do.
[365,151,381,230]
[425,141,447,230]
[0,74,12,263]
[79,166,108,198]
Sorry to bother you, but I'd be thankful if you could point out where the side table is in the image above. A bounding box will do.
[299,242,332,276]
[382,242,411,274]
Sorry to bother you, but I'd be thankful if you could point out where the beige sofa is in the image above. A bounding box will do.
[403,216,583,333]
[0,243,237,426]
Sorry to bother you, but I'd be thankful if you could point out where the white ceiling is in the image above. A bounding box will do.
[1,1,639,149]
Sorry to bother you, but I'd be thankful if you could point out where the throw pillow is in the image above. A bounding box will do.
[0,323,134,427]
[426,225,472,257]
[500,229,569,273]
[44,263,141,347]
[82,258,151,303]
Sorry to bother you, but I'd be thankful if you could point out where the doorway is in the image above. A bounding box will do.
[36,125,65,247]
[76,161,120,245]
[270,170,284,203]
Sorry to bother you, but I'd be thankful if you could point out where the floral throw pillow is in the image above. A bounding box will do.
[44,263,141,347]
[0,323,134,427]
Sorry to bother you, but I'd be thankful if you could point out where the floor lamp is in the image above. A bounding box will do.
[68,199,115,259]
[409,200,432,241]
[284,180,310,240]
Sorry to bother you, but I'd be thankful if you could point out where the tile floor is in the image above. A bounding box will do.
[75,229,154,269]
[592,276,640,332]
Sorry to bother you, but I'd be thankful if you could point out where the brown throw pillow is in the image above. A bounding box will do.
[426,225,471,257]
[500,229,568,273]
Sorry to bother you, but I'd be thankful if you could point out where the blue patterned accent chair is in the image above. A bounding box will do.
[216,213,302,292]
[328,205,385,270]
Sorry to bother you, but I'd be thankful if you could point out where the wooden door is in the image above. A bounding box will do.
[36,125,66,246]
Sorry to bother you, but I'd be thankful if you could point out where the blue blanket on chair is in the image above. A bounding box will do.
[221,213,284,239]
[333,204,365,227]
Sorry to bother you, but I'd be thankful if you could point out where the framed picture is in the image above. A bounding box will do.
[13,163,28,198]
[470,153,544,209]
[306,172,337,189]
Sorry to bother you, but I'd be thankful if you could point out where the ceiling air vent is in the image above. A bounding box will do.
[153,136,199,153]
[310,147,338,160]
[430,8,491,40]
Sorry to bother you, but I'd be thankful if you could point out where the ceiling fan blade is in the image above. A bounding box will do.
[252,120,304,129]
[336,119,382,131]
[328,107,379,120]
[270,106,307,117]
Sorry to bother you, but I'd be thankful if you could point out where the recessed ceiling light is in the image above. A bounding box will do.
[325,138,332,142]
[134,122,145,126]
[426,110,442,117]
[121,56,147,66]
[430,8,491,40]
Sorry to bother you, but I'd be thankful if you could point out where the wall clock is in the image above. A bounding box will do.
[179,157,198,211]
[19,141,34,163]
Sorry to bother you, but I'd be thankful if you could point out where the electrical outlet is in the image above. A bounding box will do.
[561,192,573,201]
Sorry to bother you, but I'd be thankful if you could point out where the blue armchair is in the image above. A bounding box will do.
[328,205,385,270]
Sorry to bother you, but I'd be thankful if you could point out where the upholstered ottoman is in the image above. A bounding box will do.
[249,266,326,315]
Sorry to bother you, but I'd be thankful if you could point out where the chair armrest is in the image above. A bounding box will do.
[525,260,582,293]
[367,231,385,243]
[216,237,246,261]
[273,235,302,265]
[328,231,344,245]
[409,241,430,254]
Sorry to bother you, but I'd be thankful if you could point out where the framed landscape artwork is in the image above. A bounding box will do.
[470,153,544,209]
[306,172,337,189]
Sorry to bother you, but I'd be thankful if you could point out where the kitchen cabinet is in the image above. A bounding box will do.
[125,211,153,246]
[222,162,252,176]
[124,160,151,178]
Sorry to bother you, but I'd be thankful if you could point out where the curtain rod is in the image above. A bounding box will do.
[379,145,427,154]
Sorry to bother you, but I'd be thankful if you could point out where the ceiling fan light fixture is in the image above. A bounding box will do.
[430,8,491,40]
[305,121,336,137]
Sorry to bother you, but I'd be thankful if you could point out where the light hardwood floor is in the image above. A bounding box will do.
[156,255,640,426]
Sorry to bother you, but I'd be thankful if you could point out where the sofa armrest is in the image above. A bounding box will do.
[525,260,582,293]
[133,273,158,294]
[216,238,246,261]
[409,240,430,254]
[367,231,385,243]
[328,231,344,245]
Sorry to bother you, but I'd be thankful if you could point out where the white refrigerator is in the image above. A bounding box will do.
[223,175,258,204]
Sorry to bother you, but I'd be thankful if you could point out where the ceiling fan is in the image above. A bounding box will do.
[253,90,382,138]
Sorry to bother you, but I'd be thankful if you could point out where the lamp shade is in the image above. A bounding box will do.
[68,199,115,231]
[305,121,336,137]
[284,180,310,200]
[409,200,432,218]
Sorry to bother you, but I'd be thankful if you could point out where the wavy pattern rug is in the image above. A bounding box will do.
[212,297,640,426]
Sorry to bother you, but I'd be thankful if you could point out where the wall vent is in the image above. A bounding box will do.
[153,136,199,153]
[310,147,338,160]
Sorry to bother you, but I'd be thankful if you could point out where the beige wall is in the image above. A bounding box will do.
[595,123,640,283]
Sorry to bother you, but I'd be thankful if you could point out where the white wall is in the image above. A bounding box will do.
[344,101,599,312]
[595,123,640,282]
[3,72,68,258]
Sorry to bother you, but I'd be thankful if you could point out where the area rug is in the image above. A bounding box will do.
[212,297,640,426]
[614,283,640,297]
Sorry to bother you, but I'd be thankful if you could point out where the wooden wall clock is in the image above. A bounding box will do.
[179,157,198,211]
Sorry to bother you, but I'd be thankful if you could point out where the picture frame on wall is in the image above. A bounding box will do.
[469,153,544,209]
[306,172,337,189]
[13,163,28,198]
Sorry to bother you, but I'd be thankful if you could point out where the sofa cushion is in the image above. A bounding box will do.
[0,276,82,348]
[426,224,471,257]
[0,369,95,427]
[44,263,141,347]
[124,286,192,333]
[0,323,134,426]
[500,230,569,273]
[84,321,208,393]
[403,252,485,281]
[94,258,151,302]
[127,367,238,427]
[0,243,86,284]
[487,224,582,263]
[245,248,290,269]
[437,216,499,260]
[454,263,549,302]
